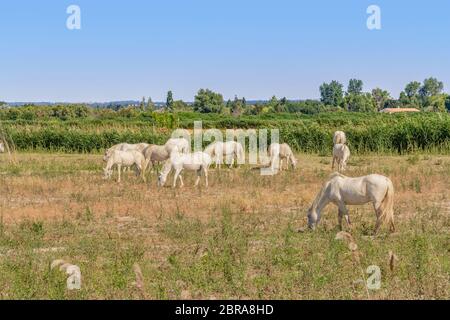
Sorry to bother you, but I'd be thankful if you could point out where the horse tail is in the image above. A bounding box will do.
[379,178,395,231]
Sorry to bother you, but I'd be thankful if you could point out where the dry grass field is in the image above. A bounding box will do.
[0,152,449,299]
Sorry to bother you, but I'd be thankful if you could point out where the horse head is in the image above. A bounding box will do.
[307,207,318,230]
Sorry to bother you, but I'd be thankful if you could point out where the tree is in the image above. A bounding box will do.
[230,95,244,117]
[140,97,146,111]
[405,81,421,98]
[320,81,344,107]
[399,91,410,106]
[166,91,174,111]
[446,95,450,112]
[426,94,447,112]
[193,89,224,113]
[371,88,391,111]
[347,79,364,96]
[266,95,285,113]
[146,97,155,111]
[419,77,444,98]
[345,93,376,112]
[172,100,188,111]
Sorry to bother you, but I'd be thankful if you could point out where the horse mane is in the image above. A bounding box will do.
[311,173,346,209]
[311,180,329,209]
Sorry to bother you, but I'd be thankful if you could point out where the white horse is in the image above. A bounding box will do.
[0,142,4,153]
[103,143,150,161]
[204,141,244,169]
[158,147,212,188]
[307,173,395,234]
[268,143,297,171]
[165,138,190,154]
[103,150,146,183]
[142,138,190,173]
[333,131,347,145]
[142,144,169,173]
[332,144,350,172]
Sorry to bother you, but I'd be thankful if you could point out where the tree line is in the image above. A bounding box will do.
[1,77,449,118]
[158,77,449,114]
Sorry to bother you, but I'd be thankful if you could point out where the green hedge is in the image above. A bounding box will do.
[1,112,450,154]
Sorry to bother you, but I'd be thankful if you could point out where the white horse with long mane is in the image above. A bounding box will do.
[103,149,146,183]
[307,173,395,234]
[158,147,212,188]
[204,141,244,169]
[268,143,297,171]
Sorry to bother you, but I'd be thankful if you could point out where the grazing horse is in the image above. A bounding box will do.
[142,144,169,173]
[142,138,190,174]
[332,144,350,172]
[307,173,395,234]
[204,141,244,169]
[103,150,146,183]
[333,131,347,145]
[268,143,297,171]
[158,147,212,188]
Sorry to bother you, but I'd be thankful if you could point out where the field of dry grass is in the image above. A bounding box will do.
[0,152,449,299]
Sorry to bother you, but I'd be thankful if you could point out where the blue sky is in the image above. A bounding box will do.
[0,0,449,102]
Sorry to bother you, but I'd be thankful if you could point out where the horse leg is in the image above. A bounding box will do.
[332,156,336,170]
[117,164,122,183]
[178,174,184,188]
[229,156,234,169]
[204,167,209,187]
[344,214,352,228]
[195,169,201,187]
[373,203,383,235]
[337,202,350,231]
[390,215,396,232]
[173,169,181,188]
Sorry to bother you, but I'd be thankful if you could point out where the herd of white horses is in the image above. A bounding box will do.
[100,131,395,234]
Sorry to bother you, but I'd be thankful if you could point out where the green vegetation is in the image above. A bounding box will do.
[1,77,448,154]
[1,109,449,154]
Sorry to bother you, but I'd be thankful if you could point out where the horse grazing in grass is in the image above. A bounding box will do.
[332,144,350,172]
[307,173,395,234]
[142,138,190,174]
[268,143,297,171]
[103,150,146,183]
[142,144,168,173]
[333,131,347,145]
[158,147,212,188]
[204,141,244,169]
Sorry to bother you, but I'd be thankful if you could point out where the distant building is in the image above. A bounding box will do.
[380,108,420,114]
